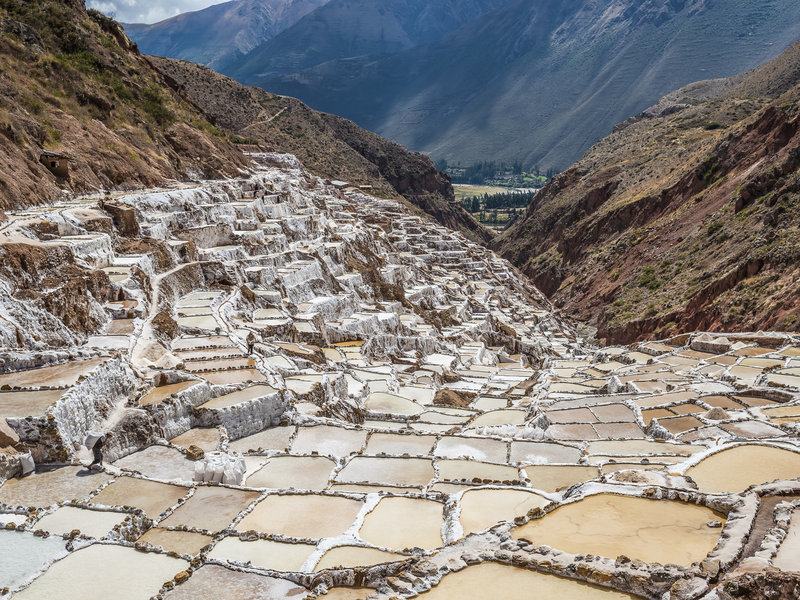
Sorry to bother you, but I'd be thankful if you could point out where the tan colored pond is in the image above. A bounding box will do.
[314,545,401,570]
[229,426,295,453]
[0,389,63,418]
[236,494,363,539]
[360,497,444,550]
[138,527,212,555]
[113,445,195,482]
[198,369,267,385]
[0,466,111,508]
[161,563,308,599]
[209,536,316,572]
[337,457,434,487]
[169,427,221,452]
[316,588,374,599]
[291,425,367,457]
[160,486,260,533]
[197,384,278,410]
[0,358,105,389]
[365,433,436,456]
[365,392,423,415]
[138,381,201,406]
[437,460,520,483]
[246,455,335,490]
[686,445,800,493]
[416,562,634,599]
[459,489,548,536]
[13,543,188,600]
[512,493,724,565]
[34,506,126,539]
[525,465,600,492]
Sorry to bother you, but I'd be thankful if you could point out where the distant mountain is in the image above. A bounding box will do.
[234,0,800,172]
[493,38,800,343]
[151,57,492,244]
[228,0,509,80]
[123,0,327,72]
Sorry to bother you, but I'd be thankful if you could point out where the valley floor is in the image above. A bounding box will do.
[0,155,799,599]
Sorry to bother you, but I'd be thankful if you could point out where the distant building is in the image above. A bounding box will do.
[39,150,70,178]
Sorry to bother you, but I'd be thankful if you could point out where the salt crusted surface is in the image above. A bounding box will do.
[0,154,799,599]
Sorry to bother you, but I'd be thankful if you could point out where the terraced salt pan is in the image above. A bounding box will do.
[437,460,520,482]
[291,425,367,457]
[337,456,434,487]
[236,494,364,539]
[0,530,67,590]
[172,336,235,350]
[138,380,201,406]
[161,563,308,598]
[197,369,268,384]
[365,433,437,455]
[360,497,444,550]
[365,393,423,415]
[314,545,401,570]
[170,427,221,451]
[89,476,187,519]
[246,455,335,490]
[459,489,549,536]
[318,588,375,599]
[512,493,724,565]
[417,562,634,599]
[468,410,526,427]
[13,544,188,600]
[113,445,195,482]
[0,466,111,508]
[34,506,126,539]
[197,384,278,410]
[0,389,63,418]
[509,441,582,464]
[228,426,295,453]
[177,315,219,330]
[160,486,260,532]
[138,528,212,555]
[210,537,317,571]
[0,358,105,389]
[685,445,800,493]
[525,465,601,492]
[434,437,508,462]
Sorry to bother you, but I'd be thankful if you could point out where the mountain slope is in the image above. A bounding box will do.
[124,0,327,73]
[240,0,800,172]
[0,0,247,210]
[150,56,492,244]
[228,0,508,80]
[493,39,800,343]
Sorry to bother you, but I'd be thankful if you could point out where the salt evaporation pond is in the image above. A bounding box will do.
[89,476,187,518]
[209,537,316,571]
[138,527,212,555]
[337,456,434,487]
[161,564,307,599]
[33,506,126,539]
[160,486,260,532]
[685,445,800,493]
[0,358,105,389]
[12,544,188,600]
[459,488,549,536]
[512,493,724,565]
[314,545,401,570]
[236,494,364,539]
[360,497,444,550]
[246,455,335,489]
[0,530,66,590]
[417,563,635,599]
[0,466,111,508]
[772,507,800,572]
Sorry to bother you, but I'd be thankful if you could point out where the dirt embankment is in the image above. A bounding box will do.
[495,61,800,344]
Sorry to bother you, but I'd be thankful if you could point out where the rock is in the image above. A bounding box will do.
[185,445,205,460]
[174,571,190,584]
[669,577,709,600]
[700,558,720,578]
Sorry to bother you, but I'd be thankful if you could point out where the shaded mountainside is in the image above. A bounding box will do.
[239,0,800,172]
[227,0,508,81]
[494,39,800,344]
[0,0,247,209]
[123,0,327,73]
[151,56,491,244]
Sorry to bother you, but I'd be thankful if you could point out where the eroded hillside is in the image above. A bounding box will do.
[0,0,248,209]
[495,41,800,343]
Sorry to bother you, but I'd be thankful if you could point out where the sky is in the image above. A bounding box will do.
[86,0,223,24]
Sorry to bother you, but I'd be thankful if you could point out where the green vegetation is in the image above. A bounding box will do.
[441,160,553,188]
[638,266,662,290]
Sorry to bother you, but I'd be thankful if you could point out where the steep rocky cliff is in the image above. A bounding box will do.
[494,40,800,343]
[150,56,491,244]
[0,0,249,209]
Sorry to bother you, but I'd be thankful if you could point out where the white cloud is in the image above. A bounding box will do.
[86,0,224,24]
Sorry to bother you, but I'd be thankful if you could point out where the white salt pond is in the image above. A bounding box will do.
[772,507,800,572]
[236,494,364,539]
[0,530,67,590]
[33,506,126,539]
[162,563,308,598]
[246,455,336,490]
[336,456,434,487]
[459,488,549,536]
[685,445,800,493]
[314,545,402,570]
[416,563,635,599]
[0,466,111,508]
[209,537,316,571]
[12,543,188,600]
[360,497,444,550]
[512,493,724,565]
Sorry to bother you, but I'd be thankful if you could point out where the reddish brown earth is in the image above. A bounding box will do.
[495,40,800,344]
